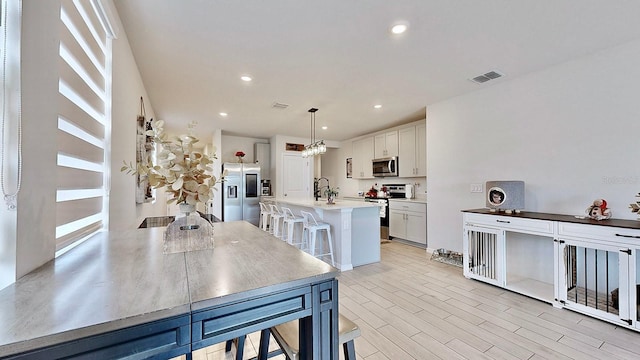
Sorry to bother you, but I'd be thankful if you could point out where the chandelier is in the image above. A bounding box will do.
[301,107,326,158]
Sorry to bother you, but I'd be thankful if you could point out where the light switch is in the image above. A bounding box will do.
[470,183,483,193]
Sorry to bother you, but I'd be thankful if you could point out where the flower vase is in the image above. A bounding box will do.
[163,202,215,254]
[327,196,335,204]
[237,156,244,163]
[179,203,196,217]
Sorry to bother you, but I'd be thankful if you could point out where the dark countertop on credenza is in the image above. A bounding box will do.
[463,208,640,230]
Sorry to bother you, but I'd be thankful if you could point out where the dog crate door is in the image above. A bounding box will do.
[559,239,631,325]
[463,225,505,287]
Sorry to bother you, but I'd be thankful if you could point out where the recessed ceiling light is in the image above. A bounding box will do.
[219,112,228,117]
[391,22,408,35]
[374,104,382,109]
[322,126,328,130]
[240,75,252,82]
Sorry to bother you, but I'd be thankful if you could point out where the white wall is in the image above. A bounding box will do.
[109,8,163,230]
[209,129,223,219]
[0,1,163,289]
[221,135,268,164]
[319,148,346,196]
[427,39,640,253]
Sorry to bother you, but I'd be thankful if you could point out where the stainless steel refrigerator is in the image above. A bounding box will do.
[221,163,261,226]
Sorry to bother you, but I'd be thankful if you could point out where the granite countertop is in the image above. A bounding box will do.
[276,198,378,210]
[343,195,427,204]
[388,198,427,204]
[0,222,337,357]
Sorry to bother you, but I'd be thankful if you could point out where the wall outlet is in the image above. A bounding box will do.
[470,183,483,193]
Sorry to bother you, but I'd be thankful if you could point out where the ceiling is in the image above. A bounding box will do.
[112,0,640,141]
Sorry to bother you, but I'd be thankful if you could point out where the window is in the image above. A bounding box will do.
[0,0,22,212]
[56,0,113,251]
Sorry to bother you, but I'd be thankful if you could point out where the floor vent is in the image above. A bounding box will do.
[470,70,505,84]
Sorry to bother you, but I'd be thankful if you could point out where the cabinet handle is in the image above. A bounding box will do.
[620,249,632,255]
[615,233,640,239]
[496,220,510,224]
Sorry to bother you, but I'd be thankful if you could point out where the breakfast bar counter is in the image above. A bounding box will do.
[276,198,381,271]
[0,221,339,359]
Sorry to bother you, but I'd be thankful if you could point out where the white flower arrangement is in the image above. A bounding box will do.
[122,120,223,205]
[324,187,339,197]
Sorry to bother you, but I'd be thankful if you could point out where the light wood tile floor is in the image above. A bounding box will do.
[184,241,640,360]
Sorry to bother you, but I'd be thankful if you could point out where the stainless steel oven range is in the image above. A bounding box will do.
[365,184,407,240]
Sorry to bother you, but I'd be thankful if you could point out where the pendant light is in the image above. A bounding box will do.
[302,108,326,158]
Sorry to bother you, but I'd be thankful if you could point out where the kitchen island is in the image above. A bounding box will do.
[0,222,339,359]
[276,198,381,271]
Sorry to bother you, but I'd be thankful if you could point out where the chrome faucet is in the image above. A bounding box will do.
[314,177,330,201]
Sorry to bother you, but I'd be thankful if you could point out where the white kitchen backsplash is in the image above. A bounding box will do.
[349,178,427,199]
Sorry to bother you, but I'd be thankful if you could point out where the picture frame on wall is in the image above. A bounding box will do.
[135,97,154,203]
[346,158,352,178]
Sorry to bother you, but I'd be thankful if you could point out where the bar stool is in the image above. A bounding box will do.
[300,211,335,266]
[269,204,285,238]
[280,207,306,248]
[224,337,246,360]
[257,313,361,360]
[259,202,271,232]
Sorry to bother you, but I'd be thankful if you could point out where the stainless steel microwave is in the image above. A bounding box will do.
[372,157,398,177]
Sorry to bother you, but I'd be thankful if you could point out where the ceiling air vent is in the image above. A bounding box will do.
[272,102,289,109]
[470,70,505,84]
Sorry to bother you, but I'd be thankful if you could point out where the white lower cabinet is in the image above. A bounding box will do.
[463,213,555,302]
[636,250,640,331]
[463,225,505,287]
[463,209,640,332]
[389,201,426,245]
[556,222,640,327]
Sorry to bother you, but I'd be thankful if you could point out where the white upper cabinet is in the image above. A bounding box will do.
[374,131,398,158]
[352,136,374,179]
[415,123,426,176]
[398,123,426,177]
[254,143,270,179]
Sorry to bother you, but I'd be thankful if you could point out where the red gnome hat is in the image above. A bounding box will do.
[599,199,607,211]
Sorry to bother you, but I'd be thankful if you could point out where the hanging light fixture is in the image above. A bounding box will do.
[302,108,326,158]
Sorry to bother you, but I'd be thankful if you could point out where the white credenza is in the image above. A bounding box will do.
[463,209,640,332]
[390,200,427,246]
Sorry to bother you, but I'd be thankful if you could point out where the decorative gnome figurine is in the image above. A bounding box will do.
[586,199,612,220]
